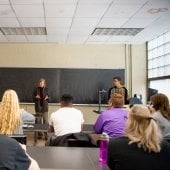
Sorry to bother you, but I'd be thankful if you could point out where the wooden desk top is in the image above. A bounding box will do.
[27,146,109,170]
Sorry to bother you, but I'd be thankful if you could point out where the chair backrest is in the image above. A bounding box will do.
[45,132,97,147]
[10,135,27,144]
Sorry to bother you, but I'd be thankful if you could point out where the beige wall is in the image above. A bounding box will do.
[1,43,147,123]
[0,44,125,68]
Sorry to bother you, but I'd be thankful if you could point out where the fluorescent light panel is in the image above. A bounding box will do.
[0,27,46,35]
[92,28,144,36]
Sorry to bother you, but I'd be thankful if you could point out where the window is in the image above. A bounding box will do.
[147,30,170,78]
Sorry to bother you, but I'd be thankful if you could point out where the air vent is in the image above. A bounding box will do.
[0,27,47,35]
[92,28,143,36]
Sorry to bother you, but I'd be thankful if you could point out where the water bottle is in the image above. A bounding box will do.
[99,132,109,164]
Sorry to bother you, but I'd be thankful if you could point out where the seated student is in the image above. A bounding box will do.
[0,89,40,170]
[93,93,128,137]
[49,94,84,136]
[150,93,170,140]
[16,109,35,135]
[20,109,35,123]
[108,105,170,170]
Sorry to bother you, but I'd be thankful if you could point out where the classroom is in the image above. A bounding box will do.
[0,0,169,170]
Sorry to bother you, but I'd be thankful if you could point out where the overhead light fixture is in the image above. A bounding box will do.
[0,27,47,35]
[92,28,144,36]
[147,8,168,14]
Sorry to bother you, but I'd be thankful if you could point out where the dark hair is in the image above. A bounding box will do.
[113,76,121,81]
[60,94,73,106]
[151,93,170,120]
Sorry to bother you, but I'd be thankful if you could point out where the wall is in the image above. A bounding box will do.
[0,43,147,123]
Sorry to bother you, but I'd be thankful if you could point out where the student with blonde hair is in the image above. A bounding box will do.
[0,89,40,170]
[108,105,170,170]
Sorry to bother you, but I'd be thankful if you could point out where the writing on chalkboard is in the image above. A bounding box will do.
[0,68,125,104]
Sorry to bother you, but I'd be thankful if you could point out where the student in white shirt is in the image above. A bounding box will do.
[49,94,84,136]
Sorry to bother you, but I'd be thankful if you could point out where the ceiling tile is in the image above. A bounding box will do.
[113,0,148,5]
[69,27,94,36]
[0,18,20,27]
[44,0,78,4]
[87,35,110,42]
[46,27,69,35]
[107,35,133,41]
[98,18,128,28]
[75,4,109,18]
[0,0,9,4]
[104,4,142,18]
[45,5,76,17]
[46,18,72,28]
[123,17,157,28]
[71,18,100,28]
[19,18,45,27]
[11,0,42,4]
[0,34,8,42]
[47,35,67,43]
[67,35,88,43]
[79,0,113,4]
[147,0,170,7]
[0,5,15,17]
[27,35,47,42]
[6,35,28,42]
[13,5,44,17]
[133,4,170,18]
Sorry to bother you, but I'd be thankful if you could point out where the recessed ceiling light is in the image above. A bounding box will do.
[147,8,168,14]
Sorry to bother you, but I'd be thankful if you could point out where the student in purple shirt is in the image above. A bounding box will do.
[93,93,128,137]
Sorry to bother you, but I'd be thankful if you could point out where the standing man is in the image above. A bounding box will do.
[108,76,128,104]
[49,94,84,137]
[33,78,49,139]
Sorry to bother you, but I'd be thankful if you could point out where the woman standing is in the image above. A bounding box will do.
[33,78,49,139]
[33,78,49,124]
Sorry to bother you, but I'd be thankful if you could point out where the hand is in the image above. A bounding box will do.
[35,95,41,99]
[44,96,48,100]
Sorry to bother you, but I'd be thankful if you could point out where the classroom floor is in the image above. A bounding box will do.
[26,132,46,146]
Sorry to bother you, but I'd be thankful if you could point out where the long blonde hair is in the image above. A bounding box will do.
[125,105,162,153]
[0,89,21,135]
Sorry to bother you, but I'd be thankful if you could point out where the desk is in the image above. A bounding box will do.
[24,124,94,145]
[27,146,109,170]
[24,124,49,145]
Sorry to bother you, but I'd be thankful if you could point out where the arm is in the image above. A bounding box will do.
[108,87,112,100]
[49,125,54,133]
[19,144,40,170]
[15,144,31,170]
[93,114,104,134]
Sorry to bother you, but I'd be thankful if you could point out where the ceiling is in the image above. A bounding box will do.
[0,0,169,44]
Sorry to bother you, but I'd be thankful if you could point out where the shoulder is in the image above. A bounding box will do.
[0,135,20,148]
[109,137,129,150]
[153,111,163,120]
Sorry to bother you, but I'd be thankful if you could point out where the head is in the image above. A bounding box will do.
[38,78,46,88]
[60,94,73,107]
[150,93,170,120]
[112,76,122,87]
[0,89,21,135]
[125,105,162,153]
[110,93,124,108]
